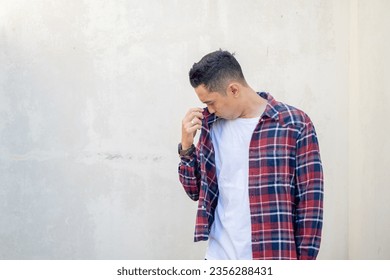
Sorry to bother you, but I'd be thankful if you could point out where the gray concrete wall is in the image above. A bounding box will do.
[348,0,390,259]
[0,0,388,259]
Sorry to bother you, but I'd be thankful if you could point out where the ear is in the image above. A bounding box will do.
[227,83,240,98]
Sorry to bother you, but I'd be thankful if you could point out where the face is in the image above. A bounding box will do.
[194,84,239,119]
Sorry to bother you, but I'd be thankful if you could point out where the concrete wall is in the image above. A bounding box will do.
[0,0,388,259]
[348,0,390,259]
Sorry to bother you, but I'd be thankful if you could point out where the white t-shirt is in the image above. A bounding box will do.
[205,117,259,260]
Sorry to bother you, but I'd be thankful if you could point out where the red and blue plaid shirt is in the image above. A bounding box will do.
[178,92,324,260]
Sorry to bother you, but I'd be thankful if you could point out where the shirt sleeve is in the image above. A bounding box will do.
[178,143,201,201]
[294,120,324,260]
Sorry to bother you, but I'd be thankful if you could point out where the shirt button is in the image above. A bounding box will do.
[201,206,205,209]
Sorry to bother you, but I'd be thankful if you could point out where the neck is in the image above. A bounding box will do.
[238,88,267,118]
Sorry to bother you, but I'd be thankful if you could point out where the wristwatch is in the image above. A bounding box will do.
[178,143,195,156]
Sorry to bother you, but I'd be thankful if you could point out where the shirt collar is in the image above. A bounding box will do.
[202,108,218,127]
[258,92,279,121]
[202,91,280,127]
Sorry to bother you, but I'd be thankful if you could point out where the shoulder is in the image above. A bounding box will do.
[263,93,313,129]
[277,102,312,128]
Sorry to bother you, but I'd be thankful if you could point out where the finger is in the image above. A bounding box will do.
[190,107,204,113]
[191,111,204,120]
[190,124,202,133]
[184,123,201,135]
[182,108,204,135]
[185,108,204,119]
[185,112,204,125]
[190,117,202,126]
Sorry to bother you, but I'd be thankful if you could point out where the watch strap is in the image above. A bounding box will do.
[178,143,195,156]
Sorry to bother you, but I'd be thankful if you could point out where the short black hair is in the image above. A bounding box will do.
[189,49,247,93]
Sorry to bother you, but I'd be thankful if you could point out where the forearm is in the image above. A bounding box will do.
[178,152,201,201]
[178,107,204,200]
[294,121,324,259]
[294,178,324,259]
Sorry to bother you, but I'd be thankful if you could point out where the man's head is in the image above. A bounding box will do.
[189,50,247,94]
[189,50,251,119]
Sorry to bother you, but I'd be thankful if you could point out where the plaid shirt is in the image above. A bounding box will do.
[178,92,324,260]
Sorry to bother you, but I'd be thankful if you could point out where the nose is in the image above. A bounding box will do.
[207,106,215,114]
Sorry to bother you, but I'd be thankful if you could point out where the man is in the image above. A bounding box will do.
[178,50,323,260]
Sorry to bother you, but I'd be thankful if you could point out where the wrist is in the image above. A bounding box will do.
[181,139,193,150]
[178,143,195,157]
